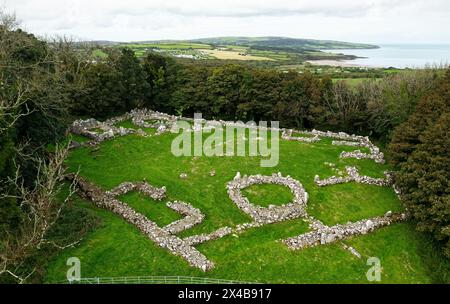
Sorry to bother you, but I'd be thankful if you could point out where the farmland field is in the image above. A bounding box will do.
[199,49,274,61]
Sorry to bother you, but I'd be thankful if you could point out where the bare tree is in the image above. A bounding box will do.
[0,10,19,33]
[0,145,78,283]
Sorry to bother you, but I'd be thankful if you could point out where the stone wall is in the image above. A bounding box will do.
[66,108,406,266]
[66,174,213,271]
[129,108,177,135]
[340,149,385,164]
[226,172,308,224]
[282,129,321,143]
[67,170,407,269]
[164,201,205,234]
[184,227,233,246]
[69,109,181,148]
[70,118,136,146]
[108,181,167,201]
[69,109,386,167]
[314,166,393,187]
[282,212,409,250]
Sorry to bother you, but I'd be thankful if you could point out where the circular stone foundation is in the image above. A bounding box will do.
[226,173,309,223]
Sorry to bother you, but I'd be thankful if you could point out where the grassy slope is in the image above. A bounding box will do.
[45,130,435,283]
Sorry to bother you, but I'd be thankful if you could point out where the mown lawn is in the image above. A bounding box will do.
[44,128,438,283]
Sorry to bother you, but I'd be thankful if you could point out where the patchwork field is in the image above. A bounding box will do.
[44,119,438,283]
[199,49,274,61]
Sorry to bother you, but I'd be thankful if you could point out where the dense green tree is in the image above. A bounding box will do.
[389,69,450,259]
[115,48,149,110]
[395,113,450,258]
[237,69,281,121]
[206,65,250,120]
[169,65,210,116]
[389,71,450,166]
[76,61,123,117]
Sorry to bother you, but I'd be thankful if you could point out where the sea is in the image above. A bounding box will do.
[321,44,450,68]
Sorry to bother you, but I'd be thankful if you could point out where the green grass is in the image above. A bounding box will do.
[119,192,182,227]
[290,132,314,138]
[114,119,139,130]
[70,134,90,143]
[242,184,294,207]
[43,128,440,283]
[120,43,212,50]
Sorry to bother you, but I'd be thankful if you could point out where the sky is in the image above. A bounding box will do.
[2,0,450,44]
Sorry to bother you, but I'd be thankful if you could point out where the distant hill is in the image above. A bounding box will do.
[188,36,379,51]
[85,36,378,65]
[91,37,378,51]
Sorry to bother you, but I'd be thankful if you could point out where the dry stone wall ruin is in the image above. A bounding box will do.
[282,212,409,250]
[66,174,214,271]
[226,172,308,224]
[69,109,179,148]
[66,108,407,269]
[314,166,393,187]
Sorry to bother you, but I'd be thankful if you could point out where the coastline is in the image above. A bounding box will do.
[306,59,373,68]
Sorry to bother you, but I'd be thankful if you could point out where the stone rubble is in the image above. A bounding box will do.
[282,129,321,143]
[226,172,308,224]
[69,109,387,168]
[130,108,177,131]
[67,170,407,267]
[340,149,385,164]
[184,227,233,246]
[70,118,136,145]
[314,166,393,187]
[66,109,408,264]
[66,173,214,271]
[332,140,365,147]
[163,201,205,234]
[69,109,181,148]
[107,181,167,201]
[341,243,362,259]
[282,212,409,250]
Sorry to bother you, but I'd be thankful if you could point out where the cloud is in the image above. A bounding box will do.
[1,0,449,43]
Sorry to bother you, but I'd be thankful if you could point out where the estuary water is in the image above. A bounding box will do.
[321,44,450,68]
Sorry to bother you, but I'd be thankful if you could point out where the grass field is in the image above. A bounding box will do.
[199,49,274,61]
[43,127,441,283]
[120,43,212,50]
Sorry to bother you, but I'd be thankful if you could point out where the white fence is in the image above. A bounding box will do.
[66,276,260,284]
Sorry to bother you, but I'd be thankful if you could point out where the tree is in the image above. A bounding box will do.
[142,52,172,111]
[206,65,249,120]
[389,71,450,166]
[115,48,149,110]
[0,145,77,283]
[237,69,281,122]
[395,113,450,258]
[76,61,123,117]
[365,70,437,139]
[390,68,450,260]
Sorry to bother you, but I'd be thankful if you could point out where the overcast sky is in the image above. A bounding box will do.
[2,0,450,44]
